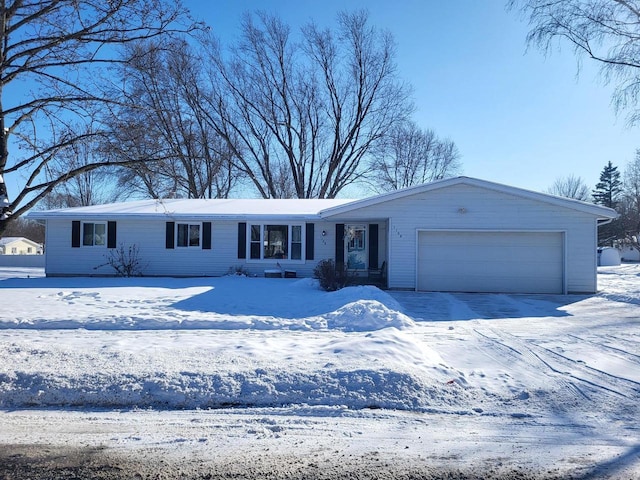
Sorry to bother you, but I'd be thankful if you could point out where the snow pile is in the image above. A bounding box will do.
[323,300,414,331]
[0,273,465,411]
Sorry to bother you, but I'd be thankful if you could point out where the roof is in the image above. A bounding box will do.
[26,177,619,222]
[318,176,619,220]
[27,198,355,221]
[0,236,41,247]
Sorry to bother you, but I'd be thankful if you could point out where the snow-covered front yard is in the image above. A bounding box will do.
[1,265,639,479]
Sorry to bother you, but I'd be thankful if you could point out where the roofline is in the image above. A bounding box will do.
[26,198,353,221]
[27,211,325,221]
[26,177,619,221]
[319,176,619,219]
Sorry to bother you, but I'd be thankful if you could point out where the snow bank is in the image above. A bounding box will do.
[0,273,467,411]
[0,276,408,332]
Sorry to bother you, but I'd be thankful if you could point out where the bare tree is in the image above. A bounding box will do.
[202,10,411,199]
[41,124,123,209]
[370,121,461,193]
[510,0,640,124]
[107,39,239,199]
[620,151,640,252]
[546,175,590,201]
[0,0,198,235]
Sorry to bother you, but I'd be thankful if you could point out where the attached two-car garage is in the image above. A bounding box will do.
[417,231,565,294]
[321,177,617,294]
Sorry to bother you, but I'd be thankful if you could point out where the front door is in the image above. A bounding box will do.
[345,224,367,270]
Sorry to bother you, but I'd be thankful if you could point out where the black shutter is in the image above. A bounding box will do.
[335,223,344,268]
[202,222,212,250]
[165,222,175,249]
[305,223,314,260]
[71,221,81,248]
[368,224,378,269]
[107,221,117,249]
[237,222,246,259]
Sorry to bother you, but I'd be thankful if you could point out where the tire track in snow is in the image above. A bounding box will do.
[565,332,640,365]
[478,327,640,403]
[471,327,590,405]
[528,341,640,397]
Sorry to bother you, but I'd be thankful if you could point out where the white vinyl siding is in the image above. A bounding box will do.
[43,219,340,278]
[323,183,599,293]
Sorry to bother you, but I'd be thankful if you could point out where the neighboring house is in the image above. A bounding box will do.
[28,177,618,294]
[0,237,43,255]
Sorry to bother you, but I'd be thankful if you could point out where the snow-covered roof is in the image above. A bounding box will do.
[0,236,41,247]
[319,176,619,220]
[27,177,619,222]
[28,198,356,220]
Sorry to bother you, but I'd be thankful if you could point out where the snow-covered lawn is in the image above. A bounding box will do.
[1,265,639,479]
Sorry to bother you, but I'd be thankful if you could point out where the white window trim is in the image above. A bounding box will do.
[176,222,202,248]
[246,222,306,263]
[81,221,107,247]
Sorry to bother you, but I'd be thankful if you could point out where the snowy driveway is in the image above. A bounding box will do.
[388,290,584,321]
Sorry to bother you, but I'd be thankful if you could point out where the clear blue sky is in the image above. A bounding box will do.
[189,0,638,195]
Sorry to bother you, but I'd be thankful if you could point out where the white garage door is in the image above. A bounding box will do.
[417,231,564,294]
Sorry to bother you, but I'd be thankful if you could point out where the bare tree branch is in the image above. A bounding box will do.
[369,121,461,193]
[511,0,640,124]
[0,0,200,235]
[201,10,411,199]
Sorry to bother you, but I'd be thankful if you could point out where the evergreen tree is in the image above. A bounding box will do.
[592,161,623,208]
[593,161,624,246]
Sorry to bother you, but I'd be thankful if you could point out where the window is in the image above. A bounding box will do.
[264,225,287,259]
[177,223,200,247]
[247,224,304,261]
[83,222,106,246]
[250,225,261,259]
[291,225,302,260]
[27,247,32,254]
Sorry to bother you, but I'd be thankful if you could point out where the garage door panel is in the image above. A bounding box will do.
[417,231,564,294]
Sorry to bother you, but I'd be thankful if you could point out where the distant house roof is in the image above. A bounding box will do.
[0,237,40,245]
[0,236,42,247]
[0,237,22,246]
[27,177,618,222]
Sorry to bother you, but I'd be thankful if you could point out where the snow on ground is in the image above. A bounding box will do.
[0,265,639,478]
